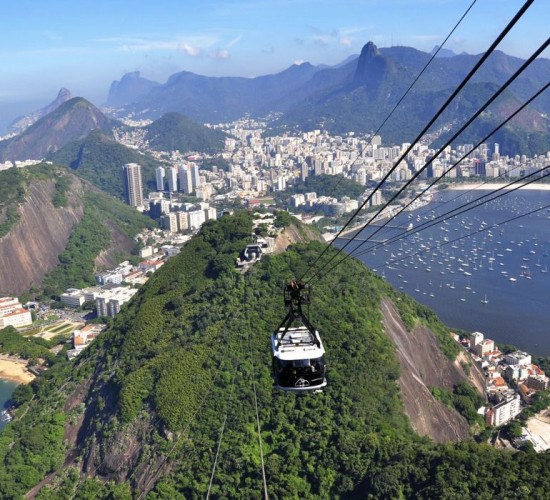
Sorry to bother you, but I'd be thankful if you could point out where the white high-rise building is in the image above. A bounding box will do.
[191,164,201,189]
[179,165,194,194]
[188,209,206,229]
[161,213,178,233]
[167,166,178,192]
[121,163,144,207]
[155,166,165,191]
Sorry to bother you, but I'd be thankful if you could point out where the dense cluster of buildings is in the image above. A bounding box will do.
[462,331,549,428]
[60,257,166,318]
[118,119,549,239]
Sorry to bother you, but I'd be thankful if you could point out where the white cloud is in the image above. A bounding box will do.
[209,49,230,60]
[227,35,243,48]
[340,37,353,47]
[178,43,202,57]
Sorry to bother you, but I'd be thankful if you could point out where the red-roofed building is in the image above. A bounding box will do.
[139,260,165,273]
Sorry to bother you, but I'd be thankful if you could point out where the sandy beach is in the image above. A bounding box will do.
[0,355,35,384]
[527,408,550,450]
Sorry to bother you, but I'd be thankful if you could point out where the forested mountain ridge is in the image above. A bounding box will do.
[3,213,550,498]
[144,112,226,154]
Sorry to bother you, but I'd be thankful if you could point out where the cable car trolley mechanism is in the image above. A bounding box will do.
[272,280,327,391]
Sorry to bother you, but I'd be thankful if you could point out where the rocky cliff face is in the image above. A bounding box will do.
[381,299,477,442]
[0,178,84,295]
[273,223,324,253]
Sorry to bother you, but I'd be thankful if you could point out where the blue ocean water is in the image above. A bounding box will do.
[0,379,17,431]
[338,189,550,356]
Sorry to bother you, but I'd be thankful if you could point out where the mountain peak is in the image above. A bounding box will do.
[362,41,380,59]
[8,88,73,133]
[56,88,72,101]
[353,41,395,92]
[106,72,159,108]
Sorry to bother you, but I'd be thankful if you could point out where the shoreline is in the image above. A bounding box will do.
[0,355,35,384]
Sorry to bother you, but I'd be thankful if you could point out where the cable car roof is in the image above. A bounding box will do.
[272,327,325,361]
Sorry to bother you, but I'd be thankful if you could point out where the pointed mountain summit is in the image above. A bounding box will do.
[353,41,397,95]
[0,97,114,162]
[8,88,73,133]
[106,71,160,108]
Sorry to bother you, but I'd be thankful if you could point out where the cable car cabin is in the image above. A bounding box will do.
[272,326,327,391]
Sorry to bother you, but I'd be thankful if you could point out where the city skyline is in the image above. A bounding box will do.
[1,0,549,114]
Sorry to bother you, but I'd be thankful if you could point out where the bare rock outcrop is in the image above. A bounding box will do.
[381,299,471,443]
[0,178,84,295]
[94,220,136,270]
[273,223,323,254]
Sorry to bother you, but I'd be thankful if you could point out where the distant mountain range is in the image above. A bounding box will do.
[106,42,550,155]
[0,94,225,158]
[0,97,113,162]
[3,42,549,163]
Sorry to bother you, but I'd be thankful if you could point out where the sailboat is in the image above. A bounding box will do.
[481,294,489,304]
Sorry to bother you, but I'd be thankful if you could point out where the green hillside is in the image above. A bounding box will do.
[145,112,226,154]
[1,214,550,498]
[48,129,161,198]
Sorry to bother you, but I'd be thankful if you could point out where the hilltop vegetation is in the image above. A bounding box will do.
[1,214,550,497]
[275,174,365,205]
[48,129,161,199]
[145,112,226,154]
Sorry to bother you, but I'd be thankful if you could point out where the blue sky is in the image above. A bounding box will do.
[0,0,548,110]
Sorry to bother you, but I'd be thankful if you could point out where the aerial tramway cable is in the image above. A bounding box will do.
[317,80,550,276]
[301,0,534,283]
[206,370,237,500]
[369,194,550,274]
[243,281,269,499]
[341,38,550,258]
[320,0,479,198]
[346,163,550,267]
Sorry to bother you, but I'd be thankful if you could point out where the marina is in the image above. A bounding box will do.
[339,189,550,355]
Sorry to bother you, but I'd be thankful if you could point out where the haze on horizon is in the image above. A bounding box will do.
[1,0,548,124]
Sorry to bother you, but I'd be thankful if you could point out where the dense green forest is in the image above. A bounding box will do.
[145,112,227,154]
[2,213,550,498]
[276,174,365,205]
